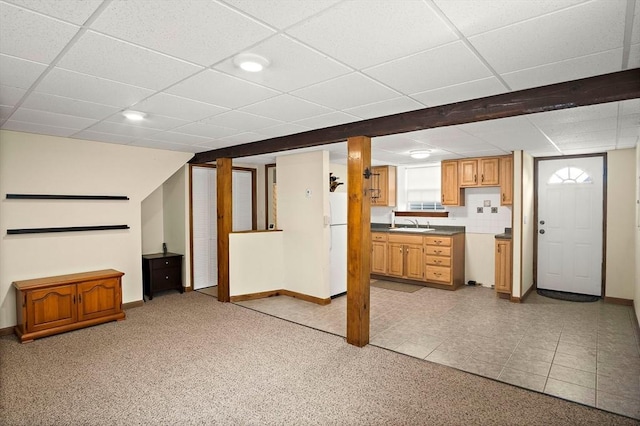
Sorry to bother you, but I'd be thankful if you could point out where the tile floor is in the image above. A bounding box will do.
[235,284,640,420]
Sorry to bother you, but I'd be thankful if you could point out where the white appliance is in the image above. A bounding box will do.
[329,192,347,297]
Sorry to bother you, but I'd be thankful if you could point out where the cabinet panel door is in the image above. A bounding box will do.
[387,243,404,277]
[371,241,387,274]
[441,161,461,205]
[405,244,423,280]
[371,166,388,205]
[480,158,500,186]
[495,240,512,293]
[500,156,513,205]
[459,160,478,187]
[77,278,121,322]
[26,285,77,332]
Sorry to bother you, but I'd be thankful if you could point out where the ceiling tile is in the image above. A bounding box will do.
[372,134,436,152]
[72,129,133,144]
[291,73,399,110]
[527,103,619,126]
[171,121,237,139]
[364,41,492,95]
[344,97,424,119]
[214,35,351,92]
[0,2,79,64]
[222,0,340,29]
[3,120,78,137]
[241,94,332,122]
[141,131,214,146]
[131,93,227,122]
[21,91,120,120]
[201,110,283,131]
[552,129,617,145]
[286,0,458,69]
[166,69,280,109]
[129,139,201,153]
[620,99,640,116]
[4,0,103,25]
[0,105,15,120]
[10,107,97,129]
[433,0,588,37]
[632,0,640,45]
[0,85,26,106]
[411,77,507,107]
[536,116,619,137]
[35,68,154,107]
[502,49,622,90]
[293,111,360,129]
[258,123,311,138]
[0,54,48,89]
[57,31,202,90]
[84,121,161,139]
[218,132,264,144]
[91,0,275,66]
[629,43,640,68]
[468,1,626,73]
[105,112,189,131]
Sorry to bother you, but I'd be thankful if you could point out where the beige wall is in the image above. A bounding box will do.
[635,143,640,327]
[163,165,190,289]
[606,149,636,300]
[512,151,523,298]
[521,152,535,297]
[464,234,495,286]
[229,232,284,296]
[0,130,191,328]
[141,186,164,255]
[277,151,330,299]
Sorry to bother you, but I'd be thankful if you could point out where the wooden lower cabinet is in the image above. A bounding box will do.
[424,234,465,287]
[495,239,512,294]
[13,269,125,343]
[387,234,424,280]
[371,233,388,275]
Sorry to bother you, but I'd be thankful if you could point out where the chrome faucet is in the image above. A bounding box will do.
[405,219,419,228]
[426,221,431,229]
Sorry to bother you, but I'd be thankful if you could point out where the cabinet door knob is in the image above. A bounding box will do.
[165,276,169,279]
[165,261,169,265]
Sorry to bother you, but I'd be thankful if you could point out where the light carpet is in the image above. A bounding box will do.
[0,291,636,425]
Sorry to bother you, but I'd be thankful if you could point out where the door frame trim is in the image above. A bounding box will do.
[533,153,607,296]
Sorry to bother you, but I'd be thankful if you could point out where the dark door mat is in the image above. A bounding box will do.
[537,288,600,302]
[371,280,423,293]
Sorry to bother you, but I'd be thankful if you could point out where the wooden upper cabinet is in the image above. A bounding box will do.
[460,158,500,187]
[371,166,396,206]
[500,156,513,206]
[441,160,463,206]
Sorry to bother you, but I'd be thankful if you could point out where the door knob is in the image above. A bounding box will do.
[540,220,545,225]
[539,229,545,234]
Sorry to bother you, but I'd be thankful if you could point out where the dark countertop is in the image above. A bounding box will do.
[495,228,512,240]
[371,223,465,236]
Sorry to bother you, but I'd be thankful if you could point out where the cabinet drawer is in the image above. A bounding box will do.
[425,246,451,257]
[372,233,388,242]
[150,256,181,270]
[425,236,451,247]
[151,267,182,291]
[426,266,452,284]
[426,255,451,267]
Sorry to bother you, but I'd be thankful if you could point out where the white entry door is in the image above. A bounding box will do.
[537,156,603,296]
[192,167,254,290]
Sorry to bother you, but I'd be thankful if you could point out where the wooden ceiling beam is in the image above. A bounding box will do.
[190,68,640,164]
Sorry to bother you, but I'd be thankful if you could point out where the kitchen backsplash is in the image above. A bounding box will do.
[372,187,512,235]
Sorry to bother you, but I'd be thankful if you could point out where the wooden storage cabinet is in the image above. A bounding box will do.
[495,239,512,294]
[142,252,184,300]
[424,234,465,287]
[459,158,500,187]
[387,234,424,280]
[500,156,513,205]
[371,166,396,206]
[14,269,125,343]
[441,160,464,206]
[371,233,388,275]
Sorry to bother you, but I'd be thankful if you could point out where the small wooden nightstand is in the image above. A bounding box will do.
[142,252,183,300]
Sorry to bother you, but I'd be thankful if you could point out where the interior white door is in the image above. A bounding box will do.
[537,157,603,296]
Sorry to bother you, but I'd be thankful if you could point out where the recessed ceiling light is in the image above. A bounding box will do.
[122,110,146,121]
[410,150,431,159]
[233,53,270,72]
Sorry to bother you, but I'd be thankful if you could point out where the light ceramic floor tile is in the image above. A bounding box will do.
[425,349,470,368]
[553,352,596,373]
[548,364,596,389]
[596,390,640,419]
[460,358,504,380]
[544,378,596,406]
[394,340,439,359]
[505,355,552,377]
[597,374,640,401]
[498,367,546,392]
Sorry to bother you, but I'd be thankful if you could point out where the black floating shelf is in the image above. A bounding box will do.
[6,194,129,200]
[7,225,130,235]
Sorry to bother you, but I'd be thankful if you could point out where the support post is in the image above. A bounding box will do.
[346,136,371,347]
[217,158,232,302]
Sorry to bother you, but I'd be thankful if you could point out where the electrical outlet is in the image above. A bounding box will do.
[491,207,498,213]
[477,207,483,213]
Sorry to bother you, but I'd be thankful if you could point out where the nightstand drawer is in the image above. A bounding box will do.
[151,267,182,292]
[150,256,181,270]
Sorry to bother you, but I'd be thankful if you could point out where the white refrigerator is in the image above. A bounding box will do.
[329,192,347,297]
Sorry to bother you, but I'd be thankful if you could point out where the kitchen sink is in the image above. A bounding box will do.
[388,228,436,232]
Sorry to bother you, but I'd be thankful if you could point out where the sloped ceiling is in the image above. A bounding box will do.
[1,0,638,165]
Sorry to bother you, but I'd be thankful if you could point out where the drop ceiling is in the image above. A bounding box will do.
[0,0,638,166]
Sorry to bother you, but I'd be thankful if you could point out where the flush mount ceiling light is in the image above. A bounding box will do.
[409,150,431,159]
[233,53,270,72]
[122,110,146,121]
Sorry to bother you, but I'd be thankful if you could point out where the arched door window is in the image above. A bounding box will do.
[547,166,592,184]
